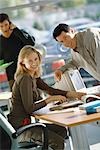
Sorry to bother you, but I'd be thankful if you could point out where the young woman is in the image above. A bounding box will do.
[8,45,85,150]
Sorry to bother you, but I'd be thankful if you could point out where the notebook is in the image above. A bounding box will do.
[79,100,100,110]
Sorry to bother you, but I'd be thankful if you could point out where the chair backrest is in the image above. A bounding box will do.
[0,108,51,150]
[0,108,15,136]
[0,108,15,150]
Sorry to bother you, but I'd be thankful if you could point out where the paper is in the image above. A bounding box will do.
[49,100,83,111]
[48,108,74,114]
[81,94,100,103]
[0,61,13,70]
[0,91,12,100]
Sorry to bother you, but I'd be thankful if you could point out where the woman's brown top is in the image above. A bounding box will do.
[8,73,67,129]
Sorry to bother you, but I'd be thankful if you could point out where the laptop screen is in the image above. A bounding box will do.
[54,69,100,95]
[68,70,86,92]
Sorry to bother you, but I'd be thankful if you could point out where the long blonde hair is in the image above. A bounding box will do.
[15,45,42,79]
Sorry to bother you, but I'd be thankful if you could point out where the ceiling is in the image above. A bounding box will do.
[0,0,63,12]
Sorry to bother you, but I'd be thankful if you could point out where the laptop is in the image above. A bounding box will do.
[69,70,100,94]
[55,69,100,93]
[68,69,87,92]
[54,69,86,91]
[53,70,100,127]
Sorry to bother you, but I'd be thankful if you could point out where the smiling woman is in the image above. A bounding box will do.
[8,44,85,150]
[15,45,42,79]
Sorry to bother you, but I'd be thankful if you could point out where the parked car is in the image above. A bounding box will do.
[59,17,94,28]
[75,21,100,31]
[49,17,94,36]
[13,20,49,44]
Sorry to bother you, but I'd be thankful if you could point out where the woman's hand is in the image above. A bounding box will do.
[66,91,86,100]
[45,95,67,104]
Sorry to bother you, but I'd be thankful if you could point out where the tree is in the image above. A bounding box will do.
[57,0,87,8]
[87,0,100,4]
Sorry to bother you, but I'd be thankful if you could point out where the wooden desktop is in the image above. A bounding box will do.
[35,107,100,150]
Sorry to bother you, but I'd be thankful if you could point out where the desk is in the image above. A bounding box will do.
[0,92,12,111]
[35,108,100,150]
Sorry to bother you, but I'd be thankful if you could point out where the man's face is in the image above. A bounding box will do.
[56,30,76,49]
[0,20,10,34]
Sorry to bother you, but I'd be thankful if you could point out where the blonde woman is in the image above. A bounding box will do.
[8,45,85,150]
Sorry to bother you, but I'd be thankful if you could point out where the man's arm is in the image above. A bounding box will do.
[54,48,87,81]
[85,28,100,77]
[54,56,81,81]
[96,46,100,75]
[94,30,100,75]
[59,59,79,73]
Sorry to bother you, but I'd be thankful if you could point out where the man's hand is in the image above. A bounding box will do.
[54,70,63,81]
[10,23,16,30]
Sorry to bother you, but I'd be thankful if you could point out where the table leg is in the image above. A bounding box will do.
[69,125,90,150]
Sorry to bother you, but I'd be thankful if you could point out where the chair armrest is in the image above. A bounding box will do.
[12,123,48,150]
[12,123,46,138]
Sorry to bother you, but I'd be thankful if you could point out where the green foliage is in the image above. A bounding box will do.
[0,0,10,8]
[0,0,27,19]
[87,0,100,3]
[57,0,86,8]
[96,13,100,19]
[33,22,43,30]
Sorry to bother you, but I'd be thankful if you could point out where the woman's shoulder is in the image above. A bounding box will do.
[16,73,32,84]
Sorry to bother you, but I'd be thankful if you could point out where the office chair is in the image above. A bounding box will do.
[0,108,52,150]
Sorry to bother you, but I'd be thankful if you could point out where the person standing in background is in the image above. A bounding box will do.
[0,13,35,90]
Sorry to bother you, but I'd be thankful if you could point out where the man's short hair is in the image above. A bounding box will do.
[0,13,10,23]
[53,23,70,40]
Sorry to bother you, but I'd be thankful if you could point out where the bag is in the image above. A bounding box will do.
[21,29,35,46]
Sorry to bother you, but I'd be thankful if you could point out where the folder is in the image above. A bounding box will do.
[79,100,100,110]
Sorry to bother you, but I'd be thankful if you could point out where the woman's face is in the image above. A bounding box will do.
[23,52,40,73]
